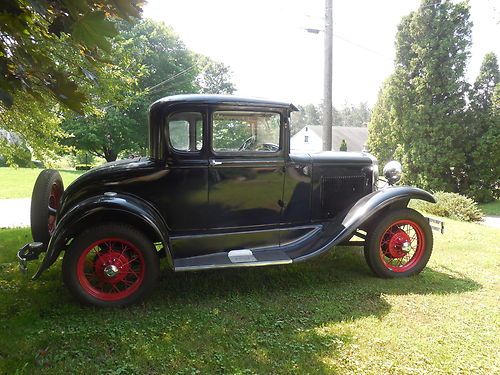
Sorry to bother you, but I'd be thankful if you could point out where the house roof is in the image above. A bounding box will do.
[299,126,368,151]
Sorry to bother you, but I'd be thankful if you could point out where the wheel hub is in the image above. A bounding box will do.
[103,264,119,278]
[386,229,412,258]
[94,251,130,284]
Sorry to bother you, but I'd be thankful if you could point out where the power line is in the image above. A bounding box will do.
[147,65,197,92]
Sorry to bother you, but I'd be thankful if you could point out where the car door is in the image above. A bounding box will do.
[207,108,285,233]
[159,109,209,232]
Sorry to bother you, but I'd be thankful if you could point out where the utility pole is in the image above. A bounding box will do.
[322,0,333,151]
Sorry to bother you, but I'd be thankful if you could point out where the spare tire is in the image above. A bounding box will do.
[30,169,64,244]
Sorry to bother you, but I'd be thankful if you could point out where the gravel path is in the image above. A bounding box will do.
[0,198,31,228]
[482,215,500,229]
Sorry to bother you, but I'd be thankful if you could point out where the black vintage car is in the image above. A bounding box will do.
[19,94,439,307]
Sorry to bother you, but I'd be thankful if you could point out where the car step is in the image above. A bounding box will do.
[174,249,292,271]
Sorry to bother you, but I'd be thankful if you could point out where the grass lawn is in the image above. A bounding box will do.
[479,200,500,216]
[0,219,498,374]
[0,167,85,199]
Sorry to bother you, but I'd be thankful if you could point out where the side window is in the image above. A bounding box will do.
[168,112,203,152]
[212,111,280,153]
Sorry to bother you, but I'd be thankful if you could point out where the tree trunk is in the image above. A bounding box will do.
[103,148,118,162]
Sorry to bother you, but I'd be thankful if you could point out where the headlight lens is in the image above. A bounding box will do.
[383,161,402,185]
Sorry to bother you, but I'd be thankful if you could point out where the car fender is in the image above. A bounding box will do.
[32,193,171,279]
[292,186,436,262]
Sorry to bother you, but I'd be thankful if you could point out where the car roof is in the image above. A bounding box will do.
[150,94,299,112]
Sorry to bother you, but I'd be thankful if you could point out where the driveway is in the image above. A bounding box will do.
[0,198,31,228]
[482,215,500,229]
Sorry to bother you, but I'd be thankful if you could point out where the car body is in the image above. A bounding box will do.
[19,94,440,306]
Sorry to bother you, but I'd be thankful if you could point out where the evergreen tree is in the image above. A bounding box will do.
[368,0,472,191]
[463,53,500,201]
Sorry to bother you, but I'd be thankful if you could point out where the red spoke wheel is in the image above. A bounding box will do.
[364,208,433,278]
[63,224,160,307]
[31,169,64,244]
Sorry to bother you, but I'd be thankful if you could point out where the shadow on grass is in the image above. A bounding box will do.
[0,246,482,374]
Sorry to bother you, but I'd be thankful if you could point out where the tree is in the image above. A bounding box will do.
[62,19,237,162]
[368,0,472,192]
[196,56,236,94]
[337,102,371,127]
[0,0,143,165]
[0,0,142,112]
[367,77,399,165]
[463,53,500,201]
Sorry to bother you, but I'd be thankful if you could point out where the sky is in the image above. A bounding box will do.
[143,0,500,107]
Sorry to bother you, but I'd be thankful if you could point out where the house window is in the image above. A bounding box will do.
[304,135,309,143]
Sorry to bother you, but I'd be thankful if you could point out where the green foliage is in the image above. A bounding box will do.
[196,56,236,94]
[478,200,500,216]
[0,92,68,165]
[0,0,142,112]
[62,20,236,162]
[368,0,472,193]
[462,53,500,202]
[339,139,348,151]
[75,164,93,171]
[335,102,371,128]
[62,20,193,161]
[367,76,400,166]
[412,192,483,222]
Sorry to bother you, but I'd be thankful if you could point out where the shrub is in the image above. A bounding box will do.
[75,164,92,170]
[411,191,483,222]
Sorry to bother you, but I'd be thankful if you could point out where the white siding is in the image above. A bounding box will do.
[290,126,323,152]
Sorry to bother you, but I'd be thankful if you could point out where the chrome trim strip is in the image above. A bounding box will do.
[175,258,292,272]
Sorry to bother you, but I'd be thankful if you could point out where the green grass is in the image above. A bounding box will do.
[0,219,499,374]
[0,168,85,199]
[479,200,500,216]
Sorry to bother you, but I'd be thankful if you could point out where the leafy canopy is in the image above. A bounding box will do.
[0,0,143,113]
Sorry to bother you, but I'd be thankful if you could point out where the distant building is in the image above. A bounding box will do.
[291,125,368,152]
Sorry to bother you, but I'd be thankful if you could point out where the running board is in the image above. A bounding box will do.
[174,249,292,271]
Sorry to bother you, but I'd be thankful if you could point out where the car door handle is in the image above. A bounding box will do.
[209,159,222,166]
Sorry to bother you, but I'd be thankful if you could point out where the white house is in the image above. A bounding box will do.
[291,125,369,153]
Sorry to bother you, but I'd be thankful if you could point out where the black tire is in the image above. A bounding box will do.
[30,169,64,244]
[364,208,433,278]
[62,223,160,307]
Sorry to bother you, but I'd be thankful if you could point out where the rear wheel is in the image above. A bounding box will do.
[364,208,433,278]
[30,169,64,244]
[62,224,160,307]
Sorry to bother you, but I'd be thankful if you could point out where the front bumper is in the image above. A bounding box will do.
[17,242,46,273]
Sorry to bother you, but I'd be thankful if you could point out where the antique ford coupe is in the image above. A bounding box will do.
[19,95,439,307]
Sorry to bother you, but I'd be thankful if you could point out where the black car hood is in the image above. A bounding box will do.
[308,151,375,165]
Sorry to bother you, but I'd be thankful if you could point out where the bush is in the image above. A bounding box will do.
[75,164,92,170]
[411,191,483,222]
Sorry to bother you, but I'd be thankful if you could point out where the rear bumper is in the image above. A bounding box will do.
[17,242,46,273]
[427,217,444,234]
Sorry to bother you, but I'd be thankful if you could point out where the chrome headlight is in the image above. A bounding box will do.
[383,161,402,185]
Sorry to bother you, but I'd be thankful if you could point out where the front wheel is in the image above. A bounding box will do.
[62,224,160,307]
[364,208,433,278]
